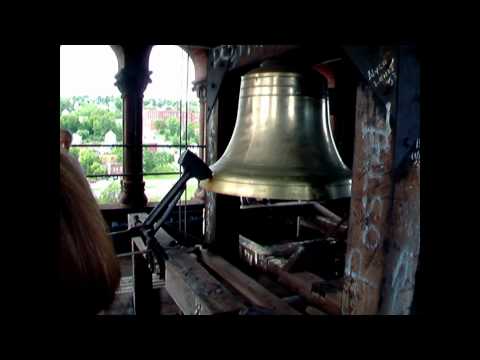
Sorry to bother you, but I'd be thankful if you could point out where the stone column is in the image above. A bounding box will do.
[115,65,151,208]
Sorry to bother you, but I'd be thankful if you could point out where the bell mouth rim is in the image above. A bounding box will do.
[200,177,351,201]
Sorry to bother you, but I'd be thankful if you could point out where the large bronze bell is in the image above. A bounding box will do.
[200,62,352,200]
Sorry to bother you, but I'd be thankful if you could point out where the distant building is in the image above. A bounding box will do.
[100,130,117,155]
[72,133,82,145]
[104,130,117,144]
[102,154,123,175]
[143,109,199,147]
[110,163,123,175]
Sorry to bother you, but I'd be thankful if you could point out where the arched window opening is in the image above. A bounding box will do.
[143,45,202,204]
[60,45,124,205]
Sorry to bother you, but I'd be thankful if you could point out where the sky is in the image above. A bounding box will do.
[60,45,197,101]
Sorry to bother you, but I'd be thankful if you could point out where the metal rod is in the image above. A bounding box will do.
[86,172,180,178]
[71,144,129,147]
[117,250,148,258]
[178,86,183,233]
[71,144,206,148]
[131,233,136,313]
[296,200,301,238]
[184,51,189,237]
[143,171,191,229]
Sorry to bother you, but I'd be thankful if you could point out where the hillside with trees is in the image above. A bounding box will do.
[60,96,200,203]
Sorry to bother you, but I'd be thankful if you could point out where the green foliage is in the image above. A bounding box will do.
[98,180,121,204]
[114,97,122,112]
[154,116,199,145]
[70,147,80,160]
[111,146,123,161]
[60,96,122,144]
[60,97,74,114]
[78,148,107,175]
[143,150,175,173]
[143,98,199,112]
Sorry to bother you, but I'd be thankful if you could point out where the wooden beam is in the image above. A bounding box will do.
[166,251,245,315]
[340,48,420,315]
[379,163,420,314]
[267,264,342,315]
[311,202,343,223]
[199,250,301,315]
[341,82,394,314]
[300,216,347,236]
[305,306,328,316]
[127,213,245,315]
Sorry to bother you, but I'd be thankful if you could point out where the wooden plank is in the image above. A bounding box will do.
[380,163,420,314]
[340,82,395,315]
[166,251,245,315]
[311,202,343,223]
[266,262,342,315]
[300,216,347,236]
[199,250,301,315]
[305,306,328,316]
[127,213,244,315]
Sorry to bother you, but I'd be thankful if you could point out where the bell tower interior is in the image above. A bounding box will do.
[59,44,420,316]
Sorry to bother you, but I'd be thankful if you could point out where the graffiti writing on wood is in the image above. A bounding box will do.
[367,57,396,88]
[343,98,394,313]
[390,249,416,301]
[345,248,379,289]
[410,138,420,167]
[359,102,392,252]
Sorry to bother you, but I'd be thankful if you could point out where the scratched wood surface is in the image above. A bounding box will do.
[166,251,246,315]
[341,82,395,315]
[199,249,301,315]
[379,162,420,314]
[205,102,218,247]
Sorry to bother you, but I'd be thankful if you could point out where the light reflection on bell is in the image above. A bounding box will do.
[200,63,352,200]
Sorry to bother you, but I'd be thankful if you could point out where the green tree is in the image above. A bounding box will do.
[60,97,74,113]
[60,113,81,134]
[111,146,123,161]
[143,150,175,173]
[98,180,121,204]
[70,147,80,160]
[114,97,122,112]
[78,148,107,175]
[154,117,199,145]
[60,100,123,144]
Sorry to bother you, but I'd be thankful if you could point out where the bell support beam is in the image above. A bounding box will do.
[204,68,241,262]
[341,45,420,314]
[341,45,420,179]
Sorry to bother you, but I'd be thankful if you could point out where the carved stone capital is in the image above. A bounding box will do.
[192,79,207,103]
[119,179,147,207]
[115,66,152,97]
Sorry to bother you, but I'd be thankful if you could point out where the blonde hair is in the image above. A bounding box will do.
[59,150,120,314]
